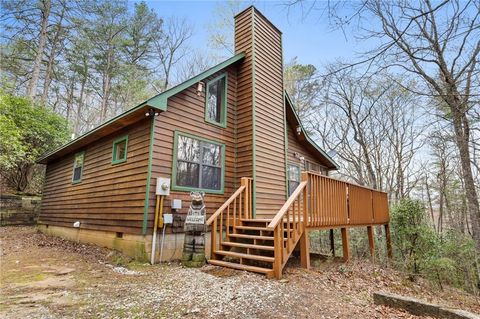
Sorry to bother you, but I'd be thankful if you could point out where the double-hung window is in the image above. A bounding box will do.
[72,152,85,183]
[288,164,300,196]
[172,132,225,193]
[205,74,227,127]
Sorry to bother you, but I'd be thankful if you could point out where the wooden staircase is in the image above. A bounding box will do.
[207,177,308,279]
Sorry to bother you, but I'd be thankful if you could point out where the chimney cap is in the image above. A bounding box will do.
[234,5,282,35]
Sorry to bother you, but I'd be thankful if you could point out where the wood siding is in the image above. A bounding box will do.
[38,119,151,234]
[286,120,328,174]
[235,7,287,218]
[234,9,254,183]
[147,66,238,230]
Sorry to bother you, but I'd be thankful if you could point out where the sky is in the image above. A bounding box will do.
[144,0,371,67]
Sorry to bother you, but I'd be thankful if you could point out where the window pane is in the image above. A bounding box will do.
[177,135,200,162]
[288,181,300,196]
[201,166,221,190]
[176,161,199,188]
[206,76,225,123]
[115,140,126,160]
[73,166,82,181]
[288,165,300,182]
[74,154,84,168]
[201,143,221,166]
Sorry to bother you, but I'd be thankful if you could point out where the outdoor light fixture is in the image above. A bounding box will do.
[196,81,205,96]
[145,108,159,117]
[296,126,302,135]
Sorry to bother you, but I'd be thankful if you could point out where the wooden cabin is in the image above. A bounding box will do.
[37,6,391,278]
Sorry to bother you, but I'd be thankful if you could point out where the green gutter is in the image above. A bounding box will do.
[251,8,257,217]
[142,117,155,234]
[283,92,289,198]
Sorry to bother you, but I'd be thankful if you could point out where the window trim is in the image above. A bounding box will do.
[72,151,85,184]
[204,73,228,128]
[111,135,128,165]
[171,131,225,194]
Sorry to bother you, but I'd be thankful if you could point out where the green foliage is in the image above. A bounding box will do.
[0,92,69,192]
[391,198,479,292]
[390,198,438,274]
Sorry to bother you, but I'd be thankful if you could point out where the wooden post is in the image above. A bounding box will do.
[241,177,249,219]
[211,219,217,260]
[301,172,309,227]
[300,229,310,269]
[341,227,350,262]
[329,229,335,257]
[273,227,283,279]
[367,226,375,261]
[384,223,393,259]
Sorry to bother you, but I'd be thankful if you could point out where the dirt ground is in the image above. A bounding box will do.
[1,226,479,319]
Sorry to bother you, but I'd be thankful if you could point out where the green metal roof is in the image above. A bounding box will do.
[285,91,340,170]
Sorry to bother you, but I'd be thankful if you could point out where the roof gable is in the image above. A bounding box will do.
[285,92,339,170]
[38,53,245,164]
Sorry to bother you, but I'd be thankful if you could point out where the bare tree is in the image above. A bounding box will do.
[154,17,193,91]
[288,0,480,247]
[26,0,51,98]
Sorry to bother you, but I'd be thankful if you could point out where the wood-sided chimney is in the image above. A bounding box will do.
[234,6,287,217]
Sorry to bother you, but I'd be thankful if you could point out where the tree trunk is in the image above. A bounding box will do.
[26,0,51,99]
[451,108,480,247]
[41,5,65,104]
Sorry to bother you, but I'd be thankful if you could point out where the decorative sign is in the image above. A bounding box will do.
[185,215,205,225]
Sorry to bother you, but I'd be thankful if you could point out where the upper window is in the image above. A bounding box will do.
[172,132,225,193]
[72,152,85,183]
[205,74,227,127]
[112,136,128,164]
[288,164,300,196]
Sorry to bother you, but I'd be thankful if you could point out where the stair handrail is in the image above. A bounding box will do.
[206,185,246,226]
[266,181,307,230]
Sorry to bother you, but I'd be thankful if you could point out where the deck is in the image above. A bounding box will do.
[207,171,392,279]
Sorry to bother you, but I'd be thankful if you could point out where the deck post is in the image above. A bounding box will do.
[241,177,250,219]
[300,229,310,269]
[341,227,350,262]
[211,219,217,260]
[367,226,375,261]
[273,227,283,279]
[384,223,393,259]
[329,229,335,256]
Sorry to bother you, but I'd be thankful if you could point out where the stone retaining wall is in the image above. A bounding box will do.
[0,194,41,226]
[373,292,479,319]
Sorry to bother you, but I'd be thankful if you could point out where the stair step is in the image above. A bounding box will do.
[221,241,274,251]
[208,259,273,275]
[235,225,295,232]
[235,225,270,231]
[229,233,274,241]
[240,218,271,222]
[215,250,275,262]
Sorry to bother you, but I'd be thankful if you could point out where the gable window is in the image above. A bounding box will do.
[72,152,85,183]
[112,136,128,164]
[172,131,225,194]
[205,74,227,127]
[288,164,300,196]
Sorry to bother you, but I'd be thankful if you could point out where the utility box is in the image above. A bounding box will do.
[156,177,171,196]
[171,199,182,209]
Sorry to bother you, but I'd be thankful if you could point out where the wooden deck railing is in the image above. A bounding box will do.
[305,171,389,228]
[206,177,253,259]
[267,180,308,278]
